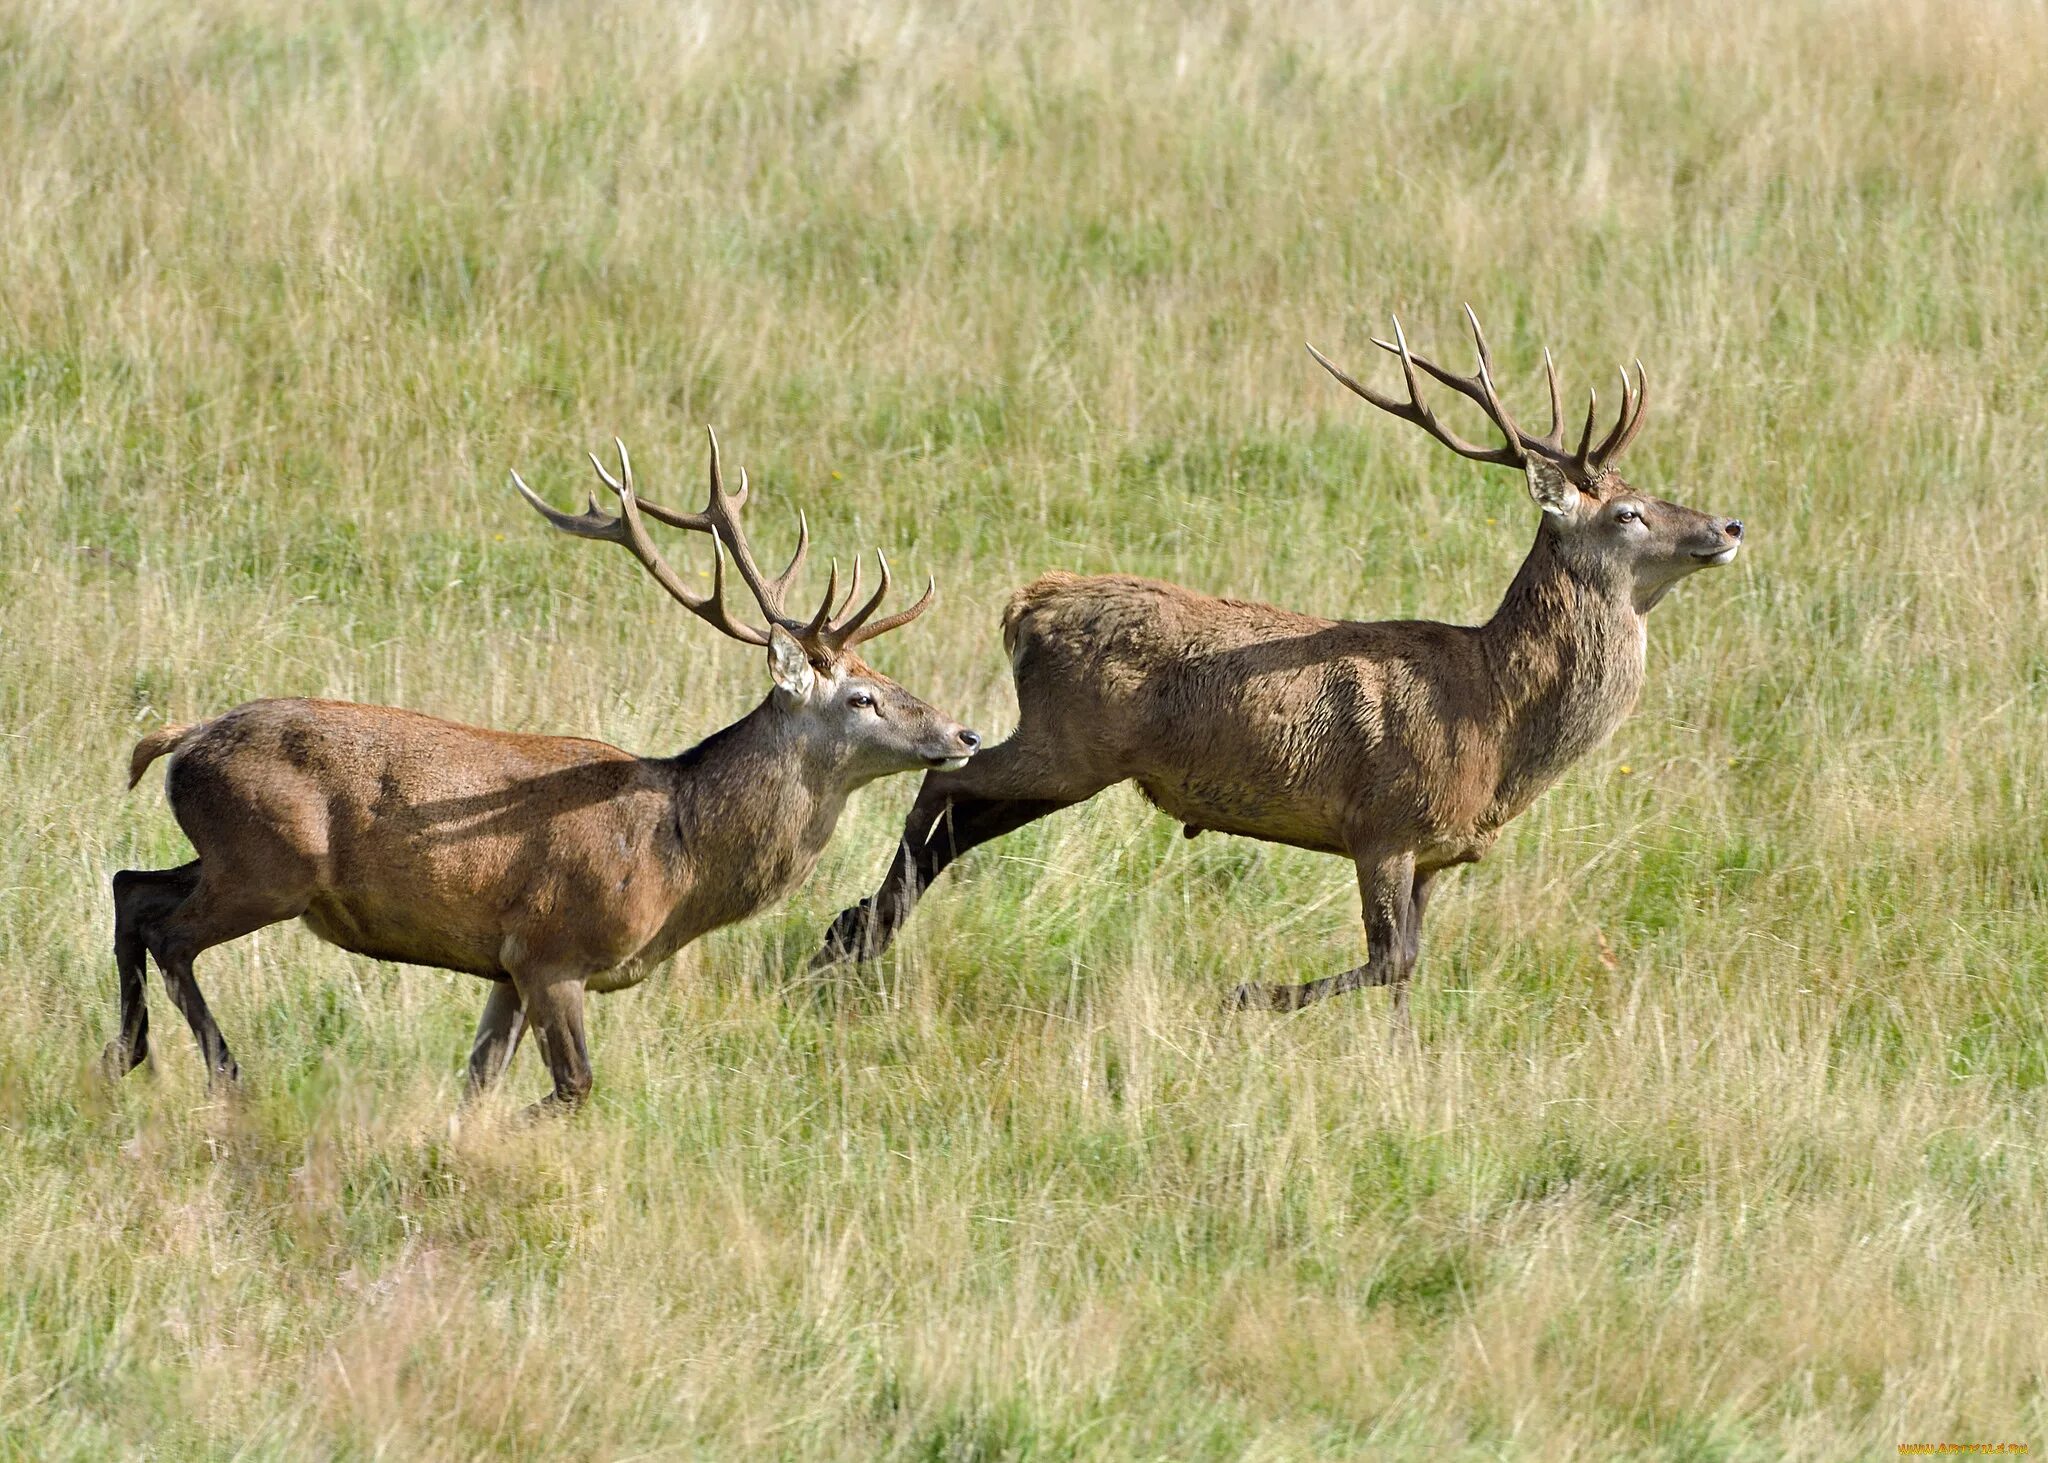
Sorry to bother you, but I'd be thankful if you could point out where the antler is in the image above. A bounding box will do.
[511,430,935,656]
[1307,306,1650,480]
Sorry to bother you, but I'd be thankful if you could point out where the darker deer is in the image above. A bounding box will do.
[814,309,1742,1017]
[108,432,980,1110]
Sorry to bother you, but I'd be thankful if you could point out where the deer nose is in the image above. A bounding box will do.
[957,728,982,751]
[1724,518,1744,539]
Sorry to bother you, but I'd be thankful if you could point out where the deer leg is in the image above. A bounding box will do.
[464,980,527,1099]
[105,862,202,1076]
[142,876,309,1085]
[1386,868,1439,1037]
[813,741,1104,966]
[1230,851,1418,1012]
[813,795,1071,964]
[511,971,592,1117]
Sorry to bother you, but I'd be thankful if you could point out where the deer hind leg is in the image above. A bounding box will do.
[1230,850,1420,1015]
[105,862,202,1076]
[510,970,592,1117]
[142,871,312,1086]
[812,734,1110,967]
[464,980,527,1099]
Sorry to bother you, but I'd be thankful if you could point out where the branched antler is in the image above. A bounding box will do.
[513,430,935,657]
[1308,306,1650,481]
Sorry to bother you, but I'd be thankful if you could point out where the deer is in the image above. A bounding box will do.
[812,308,1743,1019]
[107,431,982,1112]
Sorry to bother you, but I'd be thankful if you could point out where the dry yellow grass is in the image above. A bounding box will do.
[3,0,2046,1455]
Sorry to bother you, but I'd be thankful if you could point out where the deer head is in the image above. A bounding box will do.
[1309,308,1743,613]
[513,431,981,785]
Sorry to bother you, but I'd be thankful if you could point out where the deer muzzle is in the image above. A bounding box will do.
[1691,517,1743,566]
[924,726,982,772]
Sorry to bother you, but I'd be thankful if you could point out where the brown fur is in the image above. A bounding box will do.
[815,346,1743,1018]
[107,662,976,1109]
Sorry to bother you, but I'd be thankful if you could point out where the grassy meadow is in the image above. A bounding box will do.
[4,0,2048,1454]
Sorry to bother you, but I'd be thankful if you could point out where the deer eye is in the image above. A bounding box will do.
[848,691,876,710]
[1614,507,1641,524]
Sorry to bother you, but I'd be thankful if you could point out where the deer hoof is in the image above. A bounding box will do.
[1225,982,1305,1012]
[810,904,875,970]
[520,1088,590,1123]
[99,1040,144,1079]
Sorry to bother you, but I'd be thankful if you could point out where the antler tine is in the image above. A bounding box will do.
[1367,333,1490,412]
[593,437,715,533]
[1324,310,1654,480]
[834,553,937,650]
[799,557,843,642]
[1387,315,1439,438]
[1541,349,1564,447]
[510,460,772,648]
[765,509,812,606]
[825,550,892,649]
[1313,315,1522,469]
[838,554,866,622]
[1360,309,1522,439]
[526,429,944,659]
[832,559,865,620]
[1572,387,1599,472]
[1586,366,1637,466]
[1462,303,1530,451]
[1594,359,1652,467]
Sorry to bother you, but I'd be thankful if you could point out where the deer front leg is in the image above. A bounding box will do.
[1230,850,1419,1013]
[508,969,592,1117]
[464,979,527,1100]
[813,743,1098,968]
[1386,867,1439,1035]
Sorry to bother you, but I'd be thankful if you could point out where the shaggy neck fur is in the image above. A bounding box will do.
[1475,521,1648,826]
[657,700,850,938]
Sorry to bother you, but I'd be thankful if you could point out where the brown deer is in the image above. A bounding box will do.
[108,432,980,1110]
[813,309,1742,1017]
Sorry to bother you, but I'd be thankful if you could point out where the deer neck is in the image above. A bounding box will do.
[656,700,850,931]
[1475,523,1647,824]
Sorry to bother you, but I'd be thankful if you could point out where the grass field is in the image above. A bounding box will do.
[4,0,2047,1455]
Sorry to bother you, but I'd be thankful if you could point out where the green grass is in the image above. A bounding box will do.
[4,0,2048,1455]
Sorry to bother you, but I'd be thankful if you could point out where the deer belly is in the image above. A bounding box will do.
[1135,777,1347,856]
[584,961,656,995]
[299,896,506,978]
[581,914,712,995]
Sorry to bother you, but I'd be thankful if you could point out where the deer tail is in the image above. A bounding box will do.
[127,723,201,790]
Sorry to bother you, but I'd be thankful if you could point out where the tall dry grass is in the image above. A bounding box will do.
[2,0,2046,1455]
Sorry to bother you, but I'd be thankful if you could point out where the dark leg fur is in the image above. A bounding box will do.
[465,980,527,1099]
[1231,853,1426,1021]
[104,863,202,1076]
[512,974,591,1117]
[135,874,308,1085]
[813,794,1072,966]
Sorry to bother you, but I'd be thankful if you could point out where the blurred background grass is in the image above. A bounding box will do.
[2,0,2045,1455]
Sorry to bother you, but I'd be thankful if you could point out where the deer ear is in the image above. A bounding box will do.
[1524,458,1581,518]
[767,625,815,703]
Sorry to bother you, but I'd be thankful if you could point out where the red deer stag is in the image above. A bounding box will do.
[109,432,980,1110]
[814,309,1742,1017]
